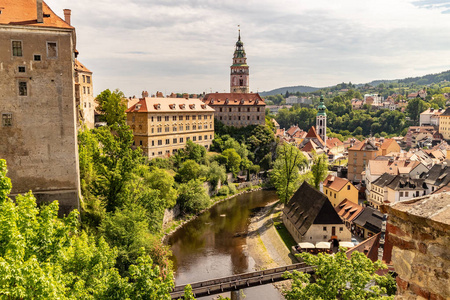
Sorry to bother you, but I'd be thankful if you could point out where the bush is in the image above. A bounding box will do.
[217,186,229,196]
[228,184,237,195]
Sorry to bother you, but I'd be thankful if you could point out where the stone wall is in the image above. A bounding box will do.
[163,205,181,226]
[381,193,450,300]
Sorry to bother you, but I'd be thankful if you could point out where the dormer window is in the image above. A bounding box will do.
[179,104,186,109]
[240,99,244,104]
[255,99,259,104]
[135,104,141,111]
[154,103,161,110]
[225,98,229,104]
[201,104,206,109]
[169,104,176,110]
[189,104,195,109]
[210,99,214,104]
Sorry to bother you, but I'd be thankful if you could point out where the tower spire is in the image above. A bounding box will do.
[230,26,249,93]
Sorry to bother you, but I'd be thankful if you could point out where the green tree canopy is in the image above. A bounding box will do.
[283,250,395,300]
[222,148,242,176]
[177,179,210,214]
[96,89,127,126]
[270,143,307,204]
[308,152,329,189]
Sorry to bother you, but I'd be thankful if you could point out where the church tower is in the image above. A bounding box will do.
[230,29,249,93]
[316,95,327,144]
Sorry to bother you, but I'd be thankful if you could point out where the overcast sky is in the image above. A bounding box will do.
[46,0,450,97]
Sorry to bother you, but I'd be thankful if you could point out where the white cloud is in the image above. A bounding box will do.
[45,0,450,95]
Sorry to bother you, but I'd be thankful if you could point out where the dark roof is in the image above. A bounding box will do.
[441,107,450,116]
[420,164,450,187]
[353,207,383,233]
[283,182,344,236]
[386,177,427,191]
[372,173,396,187]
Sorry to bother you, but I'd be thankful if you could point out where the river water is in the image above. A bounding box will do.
[168,189,285,300]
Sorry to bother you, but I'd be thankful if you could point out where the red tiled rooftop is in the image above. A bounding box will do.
[202,93,265,106]
[0,0,73,29]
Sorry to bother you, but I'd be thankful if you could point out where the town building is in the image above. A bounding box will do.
[282,182,351,244]
[369,173,396,209]
[74,59,95,129]
[202,93,265,127]
[0,0,80,214]
[348,139,380,182]
[126,97,215,158]
[439,107,450,140]
[322,175,359,207]
[364,94,383,105]
[335,199,363,230]
[352,206,383,239]
[420,107,444,127]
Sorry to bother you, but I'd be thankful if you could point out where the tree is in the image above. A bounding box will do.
[308,152,328,189]
[175,159,202,183]
[0,159,174,299]
[406,97,429,124]
[96,89,127,126]
[283,250,395,300]
[271,143,307,204]
[179,139,207,164]
[207,161,227,189]
[177,179,210,214]
[222,148,242,176]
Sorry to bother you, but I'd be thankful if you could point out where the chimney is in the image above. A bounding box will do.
[63,9,71,25]
[36,0,43,23]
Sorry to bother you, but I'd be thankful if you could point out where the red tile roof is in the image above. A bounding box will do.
[0,0,73,29]
[202,93,265,106]
[380,138,397,150]
[74,59,91,73]
[305,126,325,146]
[335,199,363,222]
[301,140,320,152]
[326,137,343,148]
[323,175,351,192]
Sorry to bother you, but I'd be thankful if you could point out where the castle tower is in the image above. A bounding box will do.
[230,29,249,93]
[316,95,327,144]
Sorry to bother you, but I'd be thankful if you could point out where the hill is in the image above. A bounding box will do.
[260,85,320,96]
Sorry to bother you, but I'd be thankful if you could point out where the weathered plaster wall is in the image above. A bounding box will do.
[0,26,80,215]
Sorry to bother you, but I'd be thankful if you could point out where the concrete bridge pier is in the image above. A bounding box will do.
[231,289,244,300]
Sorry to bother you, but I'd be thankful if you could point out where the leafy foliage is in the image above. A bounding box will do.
[308,152,329,189]
[270,143,307,204]
[283,250,395,300]
[95,89,127,126]
[177,179,210,214]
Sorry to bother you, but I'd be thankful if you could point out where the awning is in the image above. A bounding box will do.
[315,242,331,249]
[339,242,355,248]
[298,242,315,249]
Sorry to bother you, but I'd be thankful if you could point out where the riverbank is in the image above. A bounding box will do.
[162,185,268,244]
[246,200,297,295]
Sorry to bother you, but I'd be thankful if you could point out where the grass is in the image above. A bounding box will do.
[273,221,297,250]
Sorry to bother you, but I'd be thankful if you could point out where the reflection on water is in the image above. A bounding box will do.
[169,190,285,299]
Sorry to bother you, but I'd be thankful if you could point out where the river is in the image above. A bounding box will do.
[168,189,285,299]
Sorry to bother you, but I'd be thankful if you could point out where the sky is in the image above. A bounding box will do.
[45,0,450,97]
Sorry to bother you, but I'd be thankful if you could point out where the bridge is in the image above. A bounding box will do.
[170,262,315,299]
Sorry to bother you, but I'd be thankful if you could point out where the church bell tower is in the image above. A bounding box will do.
[316,95,327,144]
[230,28,249,93]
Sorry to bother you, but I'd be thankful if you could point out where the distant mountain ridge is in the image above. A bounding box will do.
[259,85,320,96]
[261,69,450,96]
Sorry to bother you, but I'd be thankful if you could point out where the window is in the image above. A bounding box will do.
[165,127,169,132]
[323,226,327,231]
[204,135,207,140]
[173,116,177,121]
[180,138,184,143]
[83,87,86,94]
[46,42,58,58]
[84,103,87,108]
[334,193,336,198]
[179,116,183,121]
[405,192,409,197]
[173,126,177,132]
[152,152,155,156]
[219,108,223,112]
[152,141,155,146]
[326,190,328,195]
[193,136,197,141]
[18,82,27,96]
[247,116,250,120]
[229,108,232,112]
[210,135,212,139]
[347,185,350,190]
[139,140,143,146]
[12,41,22,57]
[157,127,162,133]
[165,116,169,121]
[257,107,260,112]
[18,66,25,73]
[157,116,162,122]
[88,87,90,94]
[187,137,190,141]
[82,75,86,83]
[193,125,196,130]
[199,136,202,141]
[34,54,41,61]
[198,115,201,120]
[179,125,183,131]
[158,151,162,155]
[192,115,196,120]
[198,125,202,129]
[86,76,91,83]
[247,108,250,112]
[229,116,232,120]
[165,139,170,145]
[186,116,190,120]
[186,125,190,130]
[2,114,12,127]
[158,140,162,145]
[220,116,222,120]
[238,108,241,112]
[257,116,260,120]
[173,138,177,144]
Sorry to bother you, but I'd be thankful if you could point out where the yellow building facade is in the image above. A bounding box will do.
[439,108,450,140]
[323,175,359,207]
[126,97,215,158]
